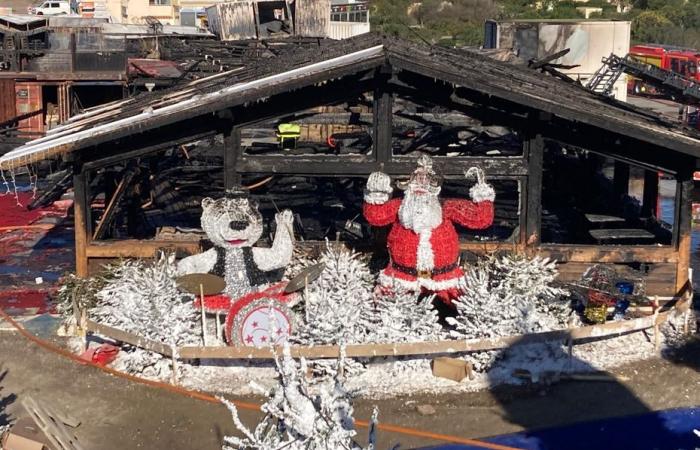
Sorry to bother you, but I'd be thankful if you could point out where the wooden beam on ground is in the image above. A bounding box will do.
[92,164,138,240]
[73,166,89,278]
[525,134,544,245]
[85,319,174,357]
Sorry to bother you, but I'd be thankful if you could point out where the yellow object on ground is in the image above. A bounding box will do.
[276,123,301,148]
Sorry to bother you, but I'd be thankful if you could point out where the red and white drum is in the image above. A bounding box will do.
[224,283,297,347]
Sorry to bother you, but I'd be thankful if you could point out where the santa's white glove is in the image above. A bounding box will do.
[364,171,393,205]
[275,209,294,227]
[465,167,495,203]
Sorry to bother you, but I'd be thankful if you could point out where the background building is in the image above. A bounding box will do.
[484,19,631,101]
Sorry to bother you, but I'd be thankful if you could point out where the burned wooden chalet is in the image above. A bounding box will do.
[1,33,699,299]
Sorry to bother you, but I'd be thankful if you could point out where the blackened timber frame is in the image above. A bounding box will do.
[72,161,90,277]
[675,171,694,292]
[373,66,393,166]
[223,125,241,190]
[525,134,544,246]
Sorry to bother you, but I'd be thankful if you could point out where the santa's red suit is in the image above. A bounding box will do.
[364,198,494,300]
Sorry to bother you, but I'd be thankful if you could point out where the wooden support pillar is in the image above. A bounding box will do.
[613,160,629,202]
[641,169,659,218]
[73,165,89,277]
[675,175,693,294]
[525,134,544,246]
[373,72,393,165]
[93,165,137,240]
[223,124,241,190]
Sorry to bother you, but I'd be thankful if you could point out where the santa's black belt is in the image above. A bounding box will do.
[391,261,458,278]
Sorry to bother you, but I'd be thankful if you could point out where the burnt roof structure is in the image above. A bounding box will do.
[2,33,699,173]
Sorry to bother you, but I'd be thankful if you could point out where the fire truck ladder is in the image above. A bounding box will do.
[588,53,700,103]
[586,57,625,96]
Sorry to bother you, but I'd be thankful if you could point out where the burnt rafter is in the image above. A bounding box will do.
[223,70,377,130]
[389,70,691,173]
[82,118,218,169]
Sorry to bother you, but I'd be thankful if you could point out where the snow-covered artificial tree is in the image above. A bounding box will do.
[293,243,375,345]
[447,253,573,371]
[368,292,444,343]
[221,345,380,450]
[90,253,202,377]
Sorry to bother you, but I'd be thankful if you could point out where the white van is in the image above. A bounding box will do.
[28,1,71,15]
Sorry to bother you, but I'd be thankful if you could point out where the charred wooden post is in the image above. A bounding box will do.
[373,68,393,166]
[525,134,544,245]
[675,173,693,293]
[641,169,659,218]
[92,164,138,240]
[223,123,242,189]
[613,160,629,202]
[73,163,90,277]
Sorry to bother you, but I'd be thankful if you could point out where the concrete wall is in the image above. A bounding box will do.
[486,20,631,101]
[126,0,178,24]
[328,21,368,39]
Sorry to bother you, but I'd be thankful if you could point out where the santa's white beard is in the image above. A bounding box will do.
[398,191,442,271]
[398,191,443,233]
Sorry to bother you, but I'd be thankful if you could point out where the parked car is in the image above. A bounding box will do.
[28,1,70,15]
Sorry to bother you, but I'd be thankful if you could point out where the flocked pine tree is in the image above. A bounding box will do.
[368,291,444,343]
[447,253,573,371]
[90,253,201,377]
[221,345,381,450]
[294,243,375,345]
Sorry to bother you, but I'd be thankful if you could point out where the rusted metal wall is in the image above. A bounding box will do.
[295,0,329,37]
[0,79,15,124]
[15,82,43,135]
[206,2,257,41]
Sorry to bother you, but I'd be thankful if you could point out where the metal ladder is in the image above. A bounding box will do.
[589,53,700,103]
[586,56,624,96]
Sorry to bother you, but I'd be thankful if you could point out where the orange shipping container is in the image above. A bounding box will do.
[15,82,43,135]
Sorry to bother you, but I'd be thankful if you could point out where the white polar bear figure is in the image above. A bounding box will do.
[177,189,295,300]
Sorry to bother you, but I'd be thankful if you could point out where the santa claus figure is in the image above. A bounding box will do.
[363,155,495,302]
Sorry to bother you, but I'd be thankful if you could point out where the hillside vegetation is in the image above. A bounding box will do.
[370,0,700,49]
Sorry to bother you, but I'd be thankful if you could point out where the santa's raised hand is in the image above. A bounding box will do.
[364,171,393,205]
[464,166,496,203]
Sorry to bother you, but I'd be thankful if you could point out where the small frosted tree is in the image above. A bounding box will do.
[294,243,375,345]
[368,292,444,343]
[447,253,572,371]
[221,345,380,450]
[90,253,201,376]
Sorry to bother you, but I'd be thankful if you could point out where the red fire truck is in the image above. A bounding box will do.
[627,44,700,96]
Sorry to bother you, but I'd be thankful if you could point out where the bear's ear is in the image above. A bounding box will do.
[201,197,214,210]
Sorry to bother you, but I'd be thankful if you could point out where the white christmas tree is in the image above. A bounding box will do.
[447,253,573,371]
[294,243,375,345]
[90,253,201,376]
[221,345,381,450]
[368,291,444,343]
